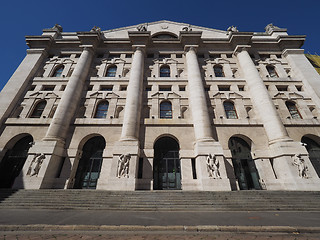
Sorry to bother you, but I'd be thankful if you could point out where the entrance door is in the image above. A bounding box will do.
[74,136,105,189]
[0,135,33,188]
[229,137,261,190]
[154,137,181,190]
[302,136,320,177]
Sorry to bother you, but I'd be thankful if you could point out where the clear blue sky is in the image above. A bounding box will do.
[0,0,319,91]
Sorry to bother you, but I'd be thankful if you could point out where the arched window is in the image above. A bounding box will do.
[301,136,320,177]
[94,101,109,118]
[52,65,64,77]
[266,65,278,78]
[160,65,170,77]
[286,101,302,119]
[106,65,117,77]
[30,101,47,118]
[214,65,225,77]
[224,101,238,119]
[160,101,172,119]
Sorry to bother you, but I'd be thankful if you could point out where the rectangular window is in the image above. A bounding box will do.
[120,85,127,91]
[108,54,120,59]
[179,86,186,91]
[276,85,288,91]
[197,54,205,58]
[260,54,270,60]
[100,85,113,91]
[87,85,93,91]
[238,85,244,91]
[60,85,66,91]
[265,85,269,90]
[226,54,233,58]
[176,54,182,58]
[159,86,171,91]
[138,158,143,179]
[29,85,36,91]
[191,158,197,179]
[60,54,70,58]
[42,85,55,91]
[296,85,302,91]
[146,86,152,91]
[210,54,220,59]
[159,54,171,59]
[204,86,210,91]
[218,85,230,91]
[276,54,282,59]
[125,54,132,58]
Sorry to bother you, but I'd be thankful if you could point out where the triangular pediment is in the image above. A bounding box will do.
[151,91,181,99]
[102,20,229,39]
[90,91,119,99]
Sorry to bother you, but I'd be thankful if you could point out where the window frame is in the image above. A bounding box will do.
[160,65,170,77]
[286,101,302,119]
[106,65,117,77]
[52,65,64,77]
[94,100,109,119]
[160,101,173,119]
[223,101,238,119]
[213,65,225,77]
[30,100,47,118]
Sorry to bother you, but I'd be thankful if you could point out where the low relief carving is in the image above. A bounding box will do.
[27,153,45,177]
[117,154,131,178]
[206,154,221,179]
[292,154,308,178]
[137,24,148,32]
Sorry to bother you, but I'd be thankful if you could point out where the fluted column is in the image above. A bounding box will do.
[120,46,145,141]
[44,47,94,142]
[185,46,214,142]
[235,46,291,144]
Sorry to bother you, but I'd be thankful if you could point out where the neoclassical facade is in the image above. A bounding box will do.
[0,21,320,191]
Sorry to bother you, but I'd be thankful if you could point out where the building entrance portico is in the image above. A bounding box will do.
[153,137,181,190]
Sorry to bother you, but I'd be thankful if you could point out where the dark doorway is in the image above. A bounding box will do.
[0,135,33,188]
[153,137,181,190]
[74,136,105,189]
[229,137,261,190]
[302,136,320,177]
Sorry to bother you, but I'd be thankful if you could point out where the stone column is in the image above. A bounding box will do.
[235,46,291,144]
[185,46,214,142]
[120,46,145,141]
[0,49,48,130]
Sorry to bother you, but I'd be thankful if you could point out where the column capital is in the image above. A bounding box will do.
[132,45,146,53]
[184,45,199,53]
[282,49,305,57]
[79,46,95,54]
[233,45,251,56]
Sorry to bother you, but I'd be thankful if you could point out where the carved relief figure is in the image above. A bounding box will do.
[206,154,221,179]
[292,154,308,178]
[27,153,45,177]
[117,153,131,178]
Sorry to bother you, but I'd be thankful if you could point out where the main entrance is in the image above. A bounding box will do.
[229,137,261,190]
[302,136,320,177]
[153,137,181,190]
[0,135,33,188]
[73,136,105,189]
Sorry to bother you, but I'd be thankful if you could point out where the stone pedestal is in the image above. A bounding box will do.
[103,140,140,190]
[13,140,65,189]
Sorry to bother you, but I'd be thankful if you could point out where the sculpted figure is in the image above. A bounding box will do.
[206,154,221,179]
[227,25,238,33]
[117,153,131,178]
[292,154,308,178]
[52,24,63,32]
[27,153,45,177]
[90,26,101,33]
[182,26,192,32]
[137,24,147,32]
[265,23,280,33]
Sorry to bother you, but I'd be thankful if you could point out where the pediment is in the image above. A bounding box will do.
[257,58,282,64]
[151,91,181,99]
[153,58,178,64]
[206,58,231,64]
[213,92,243,99]
[273,92,289,99]
[90,91,120,99]
[45,92,58,98]
[102,20,229,39]
[46,58,75,64]
[289,92,304,100]
[101,58,126,64]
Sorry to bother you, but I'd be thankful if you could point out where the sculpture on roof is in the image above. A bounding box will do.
[90,26,101,33]
[227,26,238,33]
[182,26,192,32]
[52,24,63,32]
[137,24,148,32]
[265,23,280,33]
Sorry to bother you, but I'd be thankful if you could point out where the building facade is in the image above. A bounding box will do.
[0,20,320,191]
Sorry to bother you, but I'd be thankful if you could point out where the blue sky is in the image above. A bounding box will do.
[0,0,319,91]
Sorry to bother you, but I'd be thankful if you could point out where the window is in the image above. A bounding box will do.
[286,101,302,119]
[87,85,93,91]
[29,85,36,91]
[108,54,120,59]
[30,101,47,118]
[159,86,171,91]
[145,86,152,91]
[210,54,220,59]
[204,86,210,91]
[197,54,205,58]
[238,85,244,91]
[214,65,225,77]
[125,54,132,58]
[218,85,230,91]
[52,65,64,77]
[226,54,233,58]
[266,65,278,78]
[276,85,288,91]
[100,85,113,91]
[160,101,172,119]
[106,66,117,77]
[60,85,66,91]
[176,54,182,58]
[179,86,186,91]
[296,85,302,91]
[160,65,170,77]
[159,54,171,59]
[42,85,55,91]
[94,101,109,118]
[224,101,238,119]
[120,85,127,91]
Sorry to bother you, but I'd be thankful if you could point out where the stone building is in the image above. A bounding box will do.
[0,20,319,191]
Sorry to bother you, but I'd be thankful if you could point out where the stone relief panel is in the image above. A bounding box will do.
[117,154,131,178]
[206,154,221,179]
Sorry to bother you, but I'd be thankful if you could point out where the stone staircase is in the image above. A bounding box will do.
[0,189,319,211]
